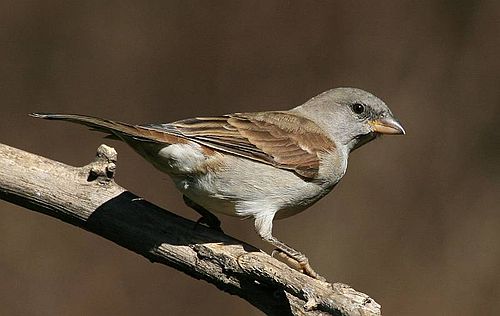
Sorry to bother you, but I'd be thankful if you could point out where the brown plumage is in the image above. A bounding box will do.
[163,112,336,178]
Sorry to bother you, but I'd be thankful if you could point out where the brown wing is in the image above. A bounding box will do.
[146,112,336,179]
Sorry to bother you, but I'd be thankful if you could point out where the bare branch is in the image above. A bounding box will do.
[0,142,381,316]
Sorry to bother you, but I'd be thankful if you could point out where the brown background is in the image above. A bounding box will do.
[1,1,499,315]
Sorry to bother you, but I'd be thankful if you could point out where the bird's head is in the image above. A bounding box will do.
[294,87,405,152]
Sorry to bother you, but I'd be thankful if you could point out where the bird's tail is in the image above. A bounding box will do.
[29,113,180,144]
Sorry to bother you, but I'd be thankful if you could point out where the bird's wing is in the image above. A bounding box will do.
[143,112,336,179]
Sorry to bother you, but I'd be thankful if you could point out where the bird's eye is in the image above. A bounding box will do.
[351,103,365,115]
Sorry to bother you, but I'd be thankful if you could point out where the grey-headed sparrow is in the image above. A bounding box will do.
[31,87,405,279]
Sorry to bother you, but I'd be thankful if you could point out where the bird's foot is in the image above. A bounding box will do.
[184,195,223,232]
[272,249,326,281]
[194,216,223,232]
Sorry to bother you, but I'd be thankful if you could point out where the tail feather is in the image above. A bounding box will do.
[29,113,182,144]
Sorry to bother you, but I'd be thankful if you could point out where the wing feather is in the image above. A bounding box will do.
[144,111,335,179]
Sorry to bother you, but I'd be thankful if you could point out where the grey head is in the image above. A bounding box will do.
[292,87,405,152]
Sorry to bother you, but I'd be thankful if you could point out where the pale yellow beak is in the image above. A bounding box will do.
[370,117,406,135]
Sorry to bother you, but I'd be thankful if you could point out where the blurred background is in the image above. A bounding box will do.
[1,1,499,315]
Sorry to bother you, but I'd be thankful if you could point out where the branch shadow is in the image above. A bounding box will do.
[85,191,294,315]
[86,191,257,255]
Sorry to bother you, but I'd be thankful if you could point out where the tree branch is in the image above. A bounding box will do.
[0,142,381,316]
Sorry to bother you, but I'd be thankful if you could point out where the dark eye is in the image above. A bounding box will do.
[351,103,366,115]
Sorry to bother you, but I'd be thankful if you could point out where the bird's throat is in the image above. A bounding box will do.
[351,132,378,152]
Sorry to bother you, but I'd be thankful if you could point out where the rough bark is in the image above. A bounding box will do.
[0,142,381,316]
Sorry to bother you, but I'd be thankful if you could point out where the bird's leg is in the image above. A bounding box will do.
[183,195,223,232]
[254,213,324,280]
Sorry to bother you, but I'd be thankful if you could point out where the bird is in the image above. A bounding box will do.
[31,87,405,279]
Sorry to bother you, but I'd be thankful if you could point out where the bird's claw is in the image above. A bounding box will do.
[272,249,326,281]
[194,216,223,232]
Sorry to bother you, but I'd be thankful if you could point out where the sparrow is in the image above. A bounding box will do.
[31,87,405,279]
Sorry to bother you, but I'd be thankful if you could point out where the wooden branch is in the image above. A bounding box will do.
[0,142,381,316]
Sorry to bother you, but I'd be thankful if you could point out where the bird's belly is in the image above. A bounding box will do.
[171,155,333,219]
[171,174,239,216]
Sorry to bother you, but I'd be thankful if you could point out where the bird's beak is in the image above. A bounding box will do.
[369,117,406,135]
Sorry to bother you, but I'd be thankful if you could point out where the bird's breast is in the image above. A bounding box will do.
[316,147,349,187]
